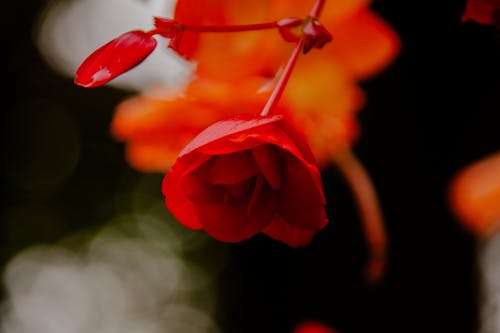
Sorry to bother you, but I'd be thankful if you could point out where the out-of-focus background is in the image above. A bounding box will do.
[2,1,499,333]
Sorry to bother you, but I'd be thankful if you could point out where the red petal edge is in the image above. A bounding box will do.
[178,115,283,157]
[263,216,317,247]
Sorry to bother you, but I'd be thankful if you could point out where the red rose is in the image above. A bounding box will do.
[162,115,328,247]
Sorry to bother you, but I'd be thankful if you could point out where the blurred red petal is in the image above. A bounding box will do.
[124,141,178,172]
[449,152,500,236]
[293,321,338,333]
[462,0,500,26]
[328,8,400,79]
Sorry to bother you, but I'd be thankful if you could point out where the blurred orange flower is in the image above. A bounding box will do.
[112,77,272,172]
[111,61,362,172]
[174,0,399,80]
[449,152,500,237]
[112,0,399,171]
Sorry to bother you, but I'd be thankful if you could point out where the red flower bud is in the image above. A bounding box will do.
[75,30,157,88]
[302,20,333,54]
[162,115,328,247]
[277,18,333,54]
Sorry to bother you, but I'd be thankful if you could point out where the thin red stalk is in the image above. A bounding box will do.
[309,0,327,19]
[334,149,388,284]
[260,38,304,117]
[182,21,279,32]
[146,28,166,37]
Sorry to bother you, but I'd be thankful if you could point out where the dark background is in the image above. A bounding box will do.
[2,0,499,332]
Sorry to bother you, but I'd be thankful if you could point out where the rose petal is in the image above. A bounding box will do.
[179,115,282,157]
[178,156,230,204]
[195,180,277,242]
[263,216,317,247]
[238,118,318,166]
[246,175,266,215]
[208,150,259,184]
[222,179,255,201]
[163,115,328,245]
[162,171,203,230]
[276,118,320,165]
[75,30,157,88]
[252,144,283,190]
[278,154,327,230]
[181,172,225,204]
[177,152,213,175]
[193,118,315,168]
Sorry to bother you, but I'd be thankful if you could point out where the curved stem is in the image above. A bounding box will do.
[260,39,304,117]
[334,149,388,284]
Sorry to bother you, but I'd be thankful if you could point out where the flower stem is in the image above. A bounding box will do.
[152,17,301,38]
[334,149,388,284]
[182,21,279,33]
[260,38,304,117]
[309,0,327,19]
